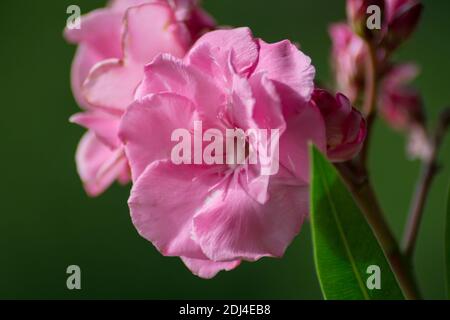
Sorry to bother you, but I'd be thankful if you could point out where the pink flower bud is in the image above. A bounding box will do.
[347,0,385,40]
[407,125,432,161]
[379,64,425,131]
[312,89,367,162]
[329,23,367,103]
[384,0,423,50]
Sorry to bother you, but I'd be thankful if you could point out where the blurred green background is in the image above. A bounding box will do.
[0,0,448,299]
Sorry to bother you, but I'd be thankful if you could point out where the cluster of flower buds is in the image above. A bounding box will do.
[331,0,426,159]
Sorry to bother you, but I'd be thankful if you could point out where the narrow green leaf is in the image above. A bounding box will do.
[309,145,404,300]
[446,183,450,299]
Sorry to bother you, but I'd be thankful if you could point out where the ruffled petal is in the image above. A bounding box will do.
[64,9,123,58]
[83,59,143,111]
[75,132,128,197]
[128,160,221,259]
[119,92,198,180]
[255,39,315,102]
[181,257,241,279]
[192,181,309,262]
[123,2,188,63]
[230,74,256,131]
[70,111,121,149]
[70,45,102,109]
[82,3,189,111]
[135,54,225,127]
[65,9,124,108]
[279,104,327,183]
[186,27,259,77]
[249,73,286,132]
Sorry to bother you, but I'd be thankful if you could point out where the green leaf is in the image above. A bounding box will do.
[445,183,450,299]
[309,146,404,300]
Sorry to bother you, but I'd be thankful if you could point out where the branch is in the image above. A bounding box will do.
[402,108,450,258]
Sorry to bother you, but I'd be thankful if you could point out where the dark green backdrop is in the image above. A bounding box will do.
[0,0,449,299]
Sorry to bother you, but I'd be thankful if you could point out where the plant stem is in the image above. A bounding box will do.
[402,108,450,258]
[359,112,375,170]
[363,42,378,117]
[337,164,421,300]
[359,41,378,170]
[337,39,423,299]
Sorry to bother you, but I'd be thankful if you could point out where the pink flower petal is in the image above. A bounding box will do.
[129,160,221,259]
[70,111,121,149]
[136,54,225,127]
[384,63,420,87]
[279,105,327,183]
[181,257,241,279]
[380,64,424,131]
[230,74,256,131]
[119,93,198,181]
[82,3,189,111]
[109,0,152,12]
[249,73,286,132]
[255,39,315,102]
[83,59,143,112]
[70,46,101,109]
[123,3,188,64]
[328,23,366,103]
[64,9,123,58]
[184,6,216,38]
[192,182,309,262]
[65,9,124,109]
[186,27,259,77]
[76,132,128,197]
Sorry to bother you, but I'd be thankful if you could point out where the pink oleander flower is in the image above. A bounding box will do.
[329,23,367,103]
[312,89,367,162]
[119,27,365,278]
[379,64,424,131]
[65,0,214,196]
[384,0,423,50]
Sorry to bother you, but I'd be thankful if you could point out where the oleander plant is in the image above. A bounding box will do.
[65,0,450,299]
